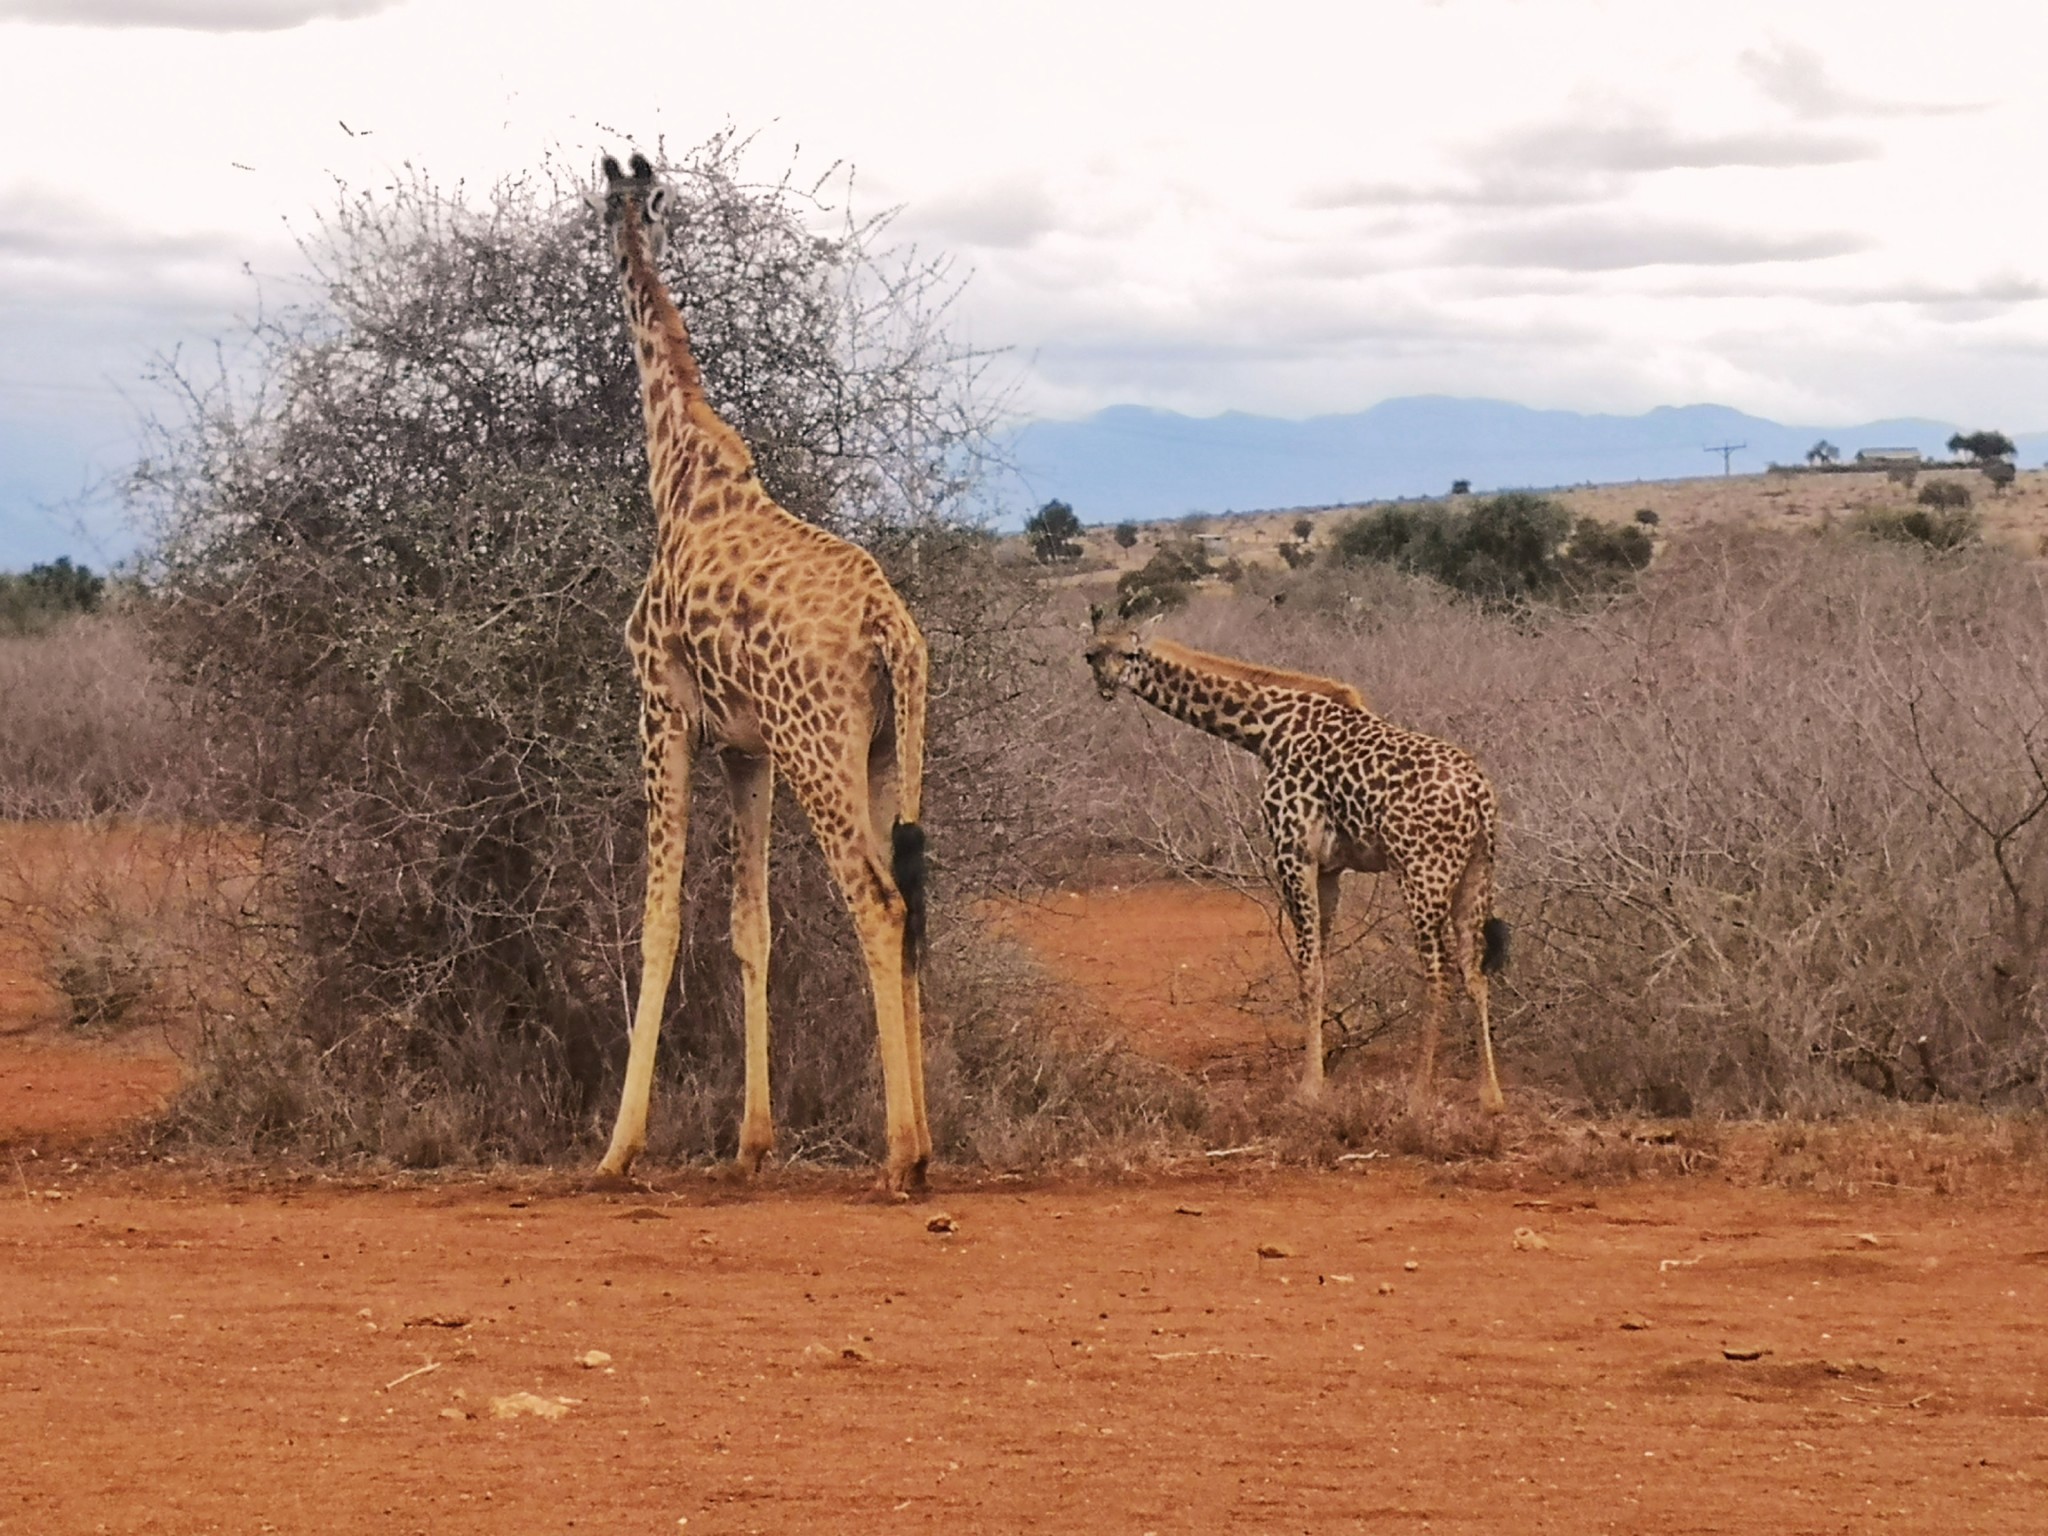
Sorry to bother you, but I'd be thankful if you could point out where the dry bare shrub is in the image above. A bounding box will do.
[134,138,1185,1170]
[919,933,1207,1169]
[50,902,158,1031]
[1717,1106,2048,1196]
[1056,527,2048,1119]
[0,615,192,819]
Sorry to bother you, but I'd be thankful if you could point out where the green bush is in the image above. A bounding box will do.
[0,557,104,636]
[1114,535,1213,616]
[1329,492,1645,604]
[1564,516,1654,581]
[1856,503,1981,551]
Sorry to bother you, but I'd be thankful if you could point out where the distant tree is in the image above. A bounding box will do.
[1114,535,1214,617]
[1947,430,2015,463]
[1634,508,1660,527]
[1291,516,1315,543]
[1024,498,1083,562]
[1806,440,1840,467]
[1982,459,2017,494]
[1450,479,1471,496]
[1919,480,1973,510]
[24,556,104,612]
[1112,521,1139,549]
[1177,511,1210,534]
[0,556,105,635]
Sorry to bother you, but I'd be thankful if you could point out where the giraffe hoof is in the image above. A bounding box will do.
[879,1156,929,1199]
[587,1166,644,1194]
[736,1139,774,1175]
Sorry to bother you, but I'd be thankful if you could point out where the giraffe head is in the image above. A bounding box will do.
[597,151,668,263]
[1083,604,1149,700]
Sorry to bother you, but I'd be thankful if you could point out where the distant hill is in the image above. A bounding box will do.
[993,398,2048,525]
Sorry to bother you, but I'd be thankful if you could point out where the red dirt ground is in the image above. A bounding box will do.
[5,1171,2046,1533]
[4,861,2048,1532]
[988,882,1295,1067]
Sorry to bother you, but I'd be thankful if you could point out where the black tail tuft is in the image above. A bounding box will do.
[892,820,928,971]
[1481,916,1510,976]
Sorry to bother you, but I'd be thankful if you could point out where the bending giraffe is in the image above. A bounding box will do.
[593,152,933,1192]
[1084,609,1508,1112]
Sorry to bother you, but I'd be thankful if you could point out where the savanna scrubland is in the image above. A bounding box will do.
[4,138,2047,1535]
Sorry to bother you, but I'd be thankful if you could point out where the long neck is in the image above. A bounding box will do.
[1122,647,1273,753]
[612,222,756,519]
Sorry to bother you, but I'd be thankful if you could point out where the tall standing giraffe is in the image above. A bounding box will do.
[593,152,933,1192]
[1084,610,1508,1112]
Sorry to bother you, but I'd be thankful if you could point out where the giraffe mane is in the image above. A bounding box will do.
[1145,638,1367,710]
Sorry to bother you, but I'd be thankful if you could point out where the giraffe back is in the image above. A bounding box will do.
[1259,694,1498,885]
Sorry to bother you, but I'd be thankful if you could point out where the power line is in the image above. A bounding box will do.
[1704,442,1746,475]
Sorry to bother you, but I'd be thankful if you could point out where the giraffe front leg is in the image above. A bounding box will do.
[598,712,693,1179]
[723,750,776,1173]
[1273,851,1326,1099]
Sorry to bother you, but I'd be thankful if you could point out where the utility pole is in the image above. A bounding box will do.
[1704,442,1746,475]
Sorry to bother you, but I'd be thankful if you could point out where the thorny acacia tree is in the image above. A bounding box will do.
[133,138,1061,1164]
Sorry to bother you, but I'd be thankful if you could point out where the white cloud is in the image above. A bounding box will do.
[1740,40,1984,120]
[2,0,2048,562]
[1447,216,1871,273]
[898,175,1059,250]
[0,0,397,30]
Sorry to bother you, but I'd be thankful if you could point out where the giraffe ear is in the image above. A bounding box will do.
[647,185,667,219]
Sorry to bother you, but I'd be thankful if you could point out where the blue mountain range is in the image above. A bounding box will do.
[994,398,2048,526]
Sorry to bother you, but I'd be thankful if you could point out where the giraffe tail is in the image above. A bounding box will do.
[1481,917,1510,975]
[892,821,928,971]
[877,608,929,972]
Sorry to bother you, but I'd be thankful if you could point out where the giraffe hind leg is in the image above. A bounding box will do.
[786,752,928,1194]
[1401,879,1456,1121]
[1450,850,1506,1114]
[867,734,931,1166]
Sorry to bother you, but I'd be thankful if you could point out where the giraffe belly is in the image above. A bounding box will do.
[1311,817,1387,874]
[697,686,769,754]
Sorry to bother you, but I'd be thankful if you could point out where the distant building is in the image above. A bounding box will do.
[1854,447,1923,465]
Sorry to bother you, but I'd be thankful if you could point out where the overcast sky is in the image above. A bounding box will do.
[3,0,2046,564]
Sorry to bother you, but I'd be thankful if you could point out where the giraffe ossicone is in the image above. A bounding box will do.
[1084,610,1509,1112]
[592,149,934,1193]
